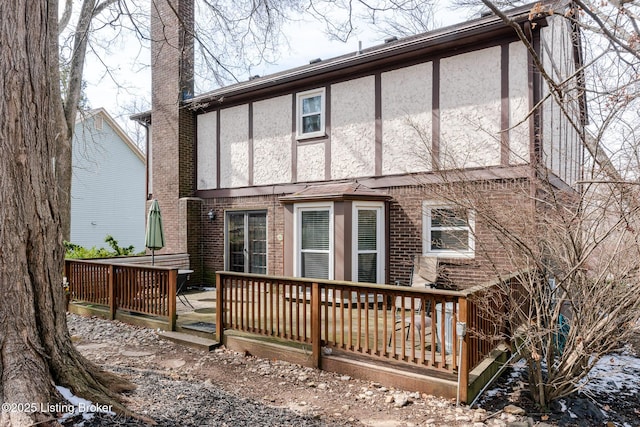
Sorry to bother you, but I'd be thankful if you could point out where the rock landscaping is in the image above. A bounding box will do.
[63,314,639,426]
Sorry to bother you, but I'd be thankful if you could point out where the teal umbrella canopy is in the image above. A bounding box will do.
[145,199,165,264]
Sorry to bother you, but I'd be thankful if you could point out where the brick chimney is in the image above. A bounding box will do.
[150,0,201,275]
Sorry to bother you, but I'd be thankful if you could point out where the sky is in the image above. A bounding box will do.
[79,1,471,144]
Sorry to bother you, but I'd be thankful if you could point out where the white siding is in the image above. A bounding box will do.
[381,62,433,173]
[220,105,249,188]
[440,47,502,168]
[331,76,375,179]
[197,110,217,189]
[70,113,146,251]
[253,95,292,185]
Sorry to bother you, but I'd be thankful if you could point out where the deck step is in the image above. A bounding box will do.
[158,331,220,351]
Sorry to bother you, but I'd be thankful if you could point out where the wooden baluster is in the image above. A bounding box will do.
[311,282,321,369]
[109,264,116,319]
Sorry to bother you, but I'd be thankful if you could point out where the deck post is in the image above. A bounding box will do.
[168,269,177,331]
[216,273,223,342]
[311,282,321,369]
[108,264,116,320]
[457,296,469,403]
[64,259,71,282]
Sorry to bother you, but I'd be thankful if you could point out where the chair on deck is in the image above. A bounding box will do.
[389,256,438,347]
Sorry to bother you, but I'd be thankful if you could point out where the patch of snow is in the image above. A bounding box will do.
[558,399,567,412]
[484,389,499,397]
[56,385,115,422]
[582,353,640,397]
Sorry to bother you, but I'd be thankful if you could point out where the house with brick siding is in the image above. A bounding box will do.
[134,1,584,289]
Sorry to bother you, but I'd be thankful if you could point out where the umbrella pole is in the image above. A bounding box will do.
[152,249,155,265]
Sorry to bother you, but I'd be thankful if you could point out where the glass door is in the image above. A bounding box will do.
[226,211,267,274]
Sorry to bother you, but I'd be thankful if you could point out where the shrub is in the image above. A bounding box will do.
[64,235,142,259]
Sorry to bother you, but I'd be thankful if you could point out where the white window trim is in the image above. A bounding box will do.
[293,202,334,279]
[296,88,326,140]
[422,201,475,258]
[352,202,385,284]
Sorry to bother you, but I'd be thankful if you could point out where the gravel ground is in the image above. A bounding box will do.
[62,314,636,426]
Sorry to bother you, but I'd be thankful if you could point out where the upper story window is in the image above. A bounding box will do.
[296,88,325,140]
[423,202,475,258]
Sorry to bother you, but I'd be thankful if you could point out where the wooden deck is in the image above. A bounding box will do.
[65,259,514,403]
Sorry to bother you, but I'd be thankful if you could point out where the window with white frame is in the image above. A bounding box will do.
[296,88,325,139]
[295,203,333,279]
[352,202,385,283]
[423,202,474,258]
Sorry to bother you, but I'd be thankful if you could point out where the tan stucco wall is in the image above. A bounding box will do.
[508,42,530,165]
[440,46,502,168]
[330,76,376,179]
[220,105,249,188]
[297,142,325,182]
[253,95,292,185]
[381,62,433,174]
[197,110,217,190]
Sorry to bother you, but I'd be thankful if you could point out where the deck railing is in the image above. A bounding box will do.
[216,272,509,401]
[65,259,510,401]
[65,259,177,329]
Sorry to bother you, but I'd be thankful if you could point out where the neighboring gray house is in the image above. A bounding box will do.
[70,108,146,251]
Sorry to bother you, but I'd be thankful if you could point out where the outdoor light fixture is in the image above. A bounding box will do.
[207,209,215,222]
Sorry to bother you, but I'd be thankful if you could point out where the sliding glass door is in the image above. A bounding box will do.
[226,211,267,274]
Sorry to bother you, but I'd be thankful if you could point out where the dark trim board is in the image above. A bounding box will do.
[194,165,533,199]
[500,43,510,166]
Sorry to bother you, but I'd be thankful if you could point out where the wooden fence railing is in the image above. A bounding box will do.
[65,259,177,329]
[216,272,509,402]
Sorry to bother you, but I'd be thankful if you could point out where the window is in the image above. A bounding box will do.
[423,202,474,258]
[295,203,333,279]
[225,211,267,274]
[296,88,325,139]
[353,203,385,283]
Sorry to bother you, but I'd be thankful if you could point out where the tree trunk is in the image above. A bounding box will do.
[0,1,133,425]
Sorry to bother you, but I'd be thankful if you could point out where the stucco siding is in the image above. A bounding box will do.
[253,95,292,185]
[330,76,375,179]
[197,111,217,189]
[297,143,325,182]
[440,47,502,168]
[540,15,582,185]
[71,113,145,251]
[220,105,249,188]
[508,42,530,164]
[381,62,432,174]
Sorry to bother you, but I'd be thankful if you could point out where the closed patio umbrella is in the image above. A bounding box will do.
[145,199,165,265]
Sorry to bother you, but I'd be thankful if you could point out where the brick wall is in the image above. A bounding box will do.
[386,178,533,289]
[150,0,195,256]
[195,178,533,290]
[200,194,286,284]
